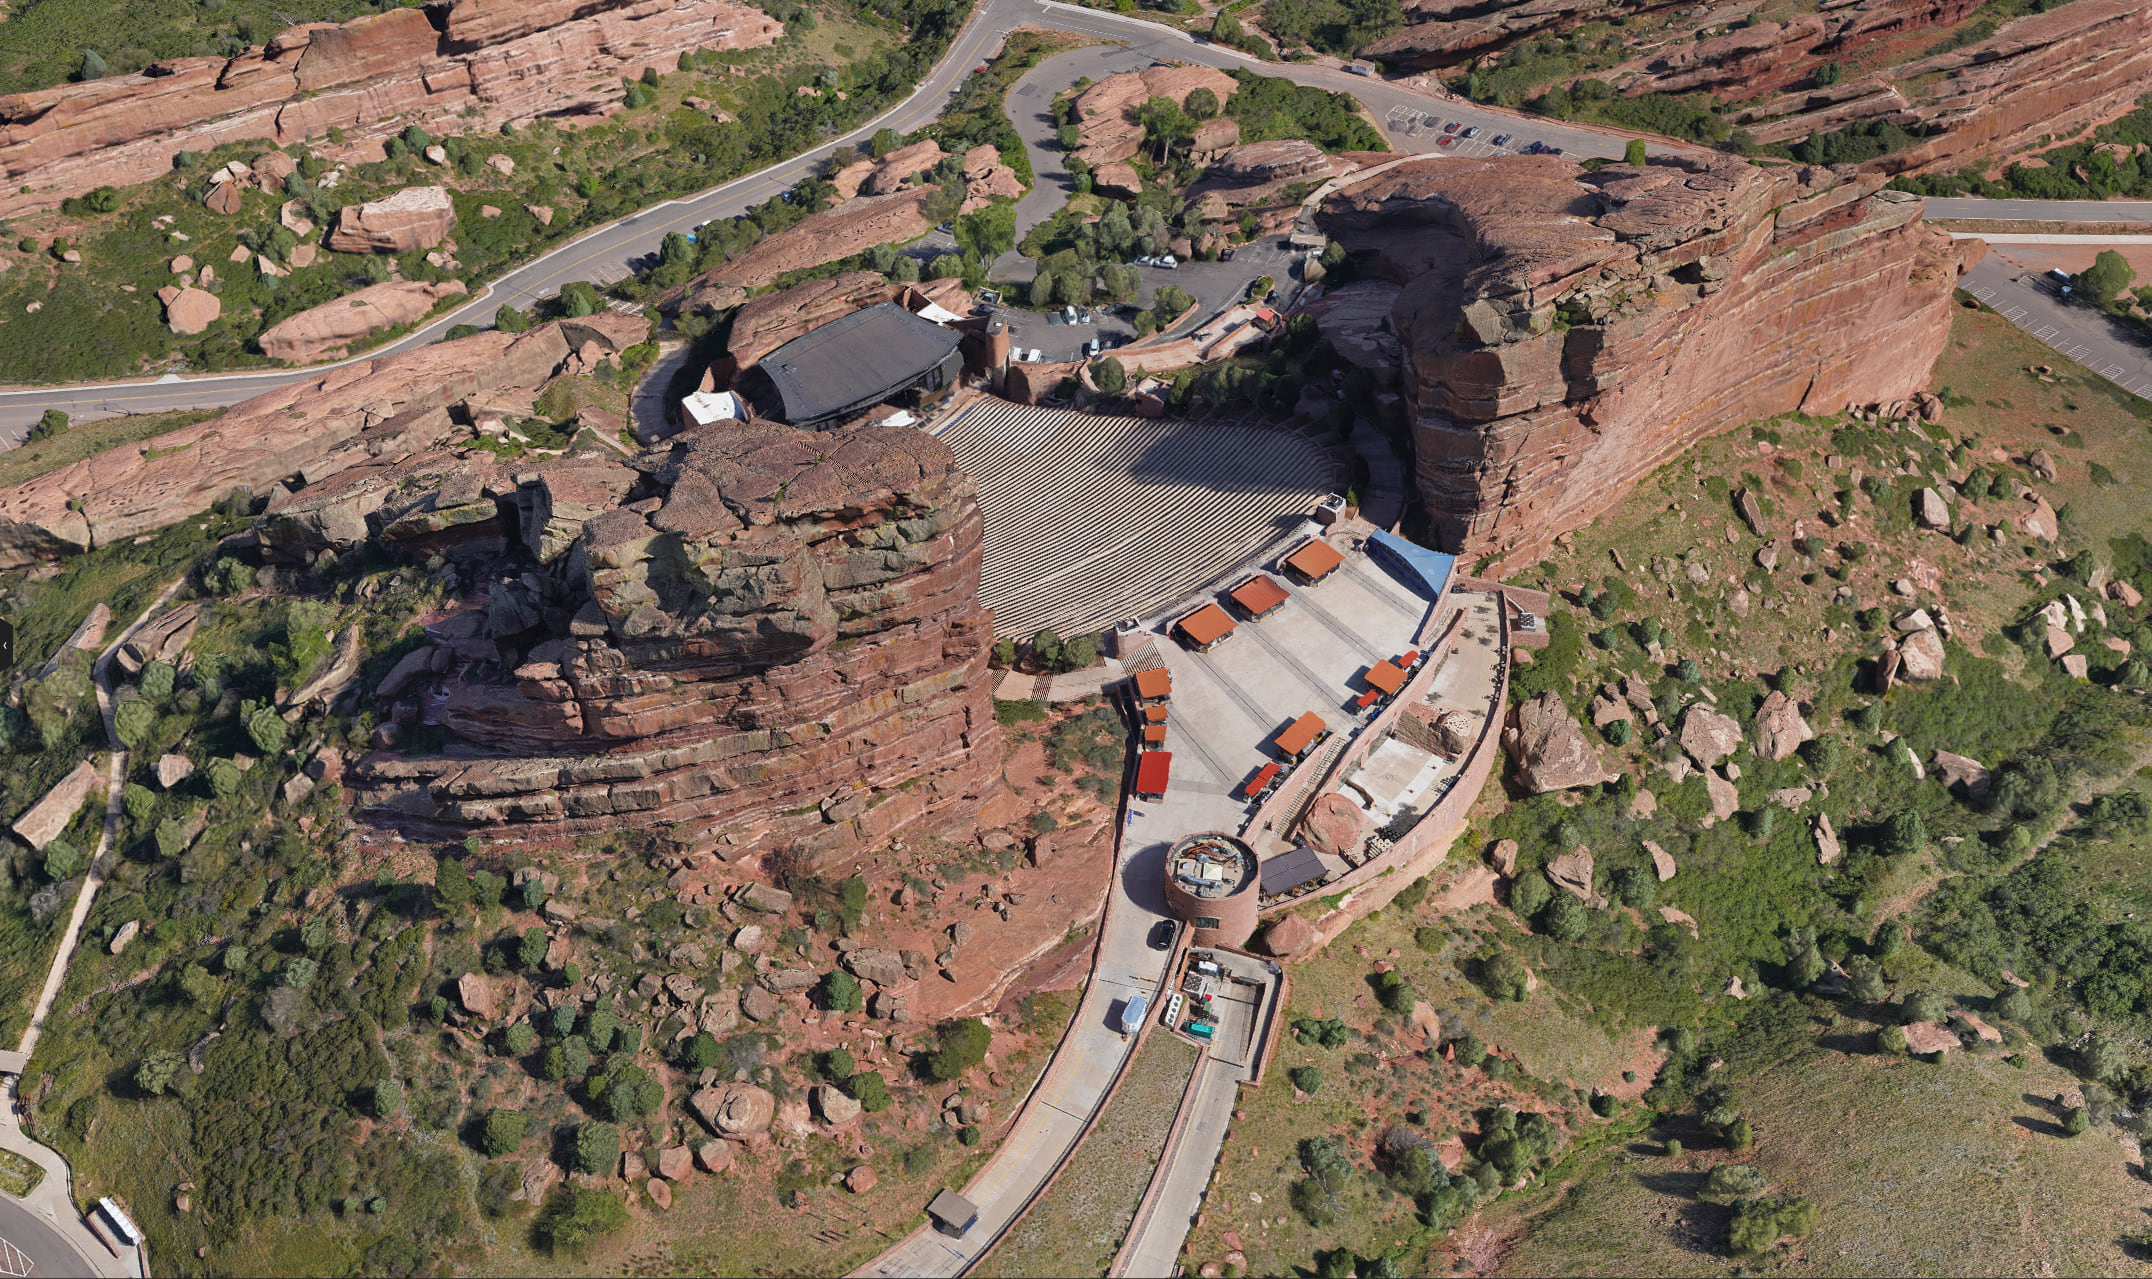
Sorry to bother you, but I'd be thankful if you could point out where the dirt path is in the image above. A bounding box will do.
[14,579,184,1063]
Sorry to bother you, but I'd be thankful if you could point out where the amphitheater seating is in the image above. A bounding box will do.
[935,401,1343,639]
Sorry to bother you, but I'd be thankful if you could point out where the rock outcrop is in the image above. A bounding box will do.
[339,415,1000,859]
[164,287,222,335]
[326,186,458,254]
[257,279,468,364]
[1726,0,2152,178]
[0,0,785,217]
[680,188,938,311]
[0,313,646,567]
[1314,155,1970,565]
[1505,691,1606,793]
[1070,65,1239,170]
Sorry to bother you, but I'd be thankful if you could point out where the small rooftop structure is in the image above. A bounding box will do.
[1260,844,1331,895]
[1133,667,1172,702]
[1364,659,1406,696]
[98,1197,144,1246]
[1274,711,1328,759]
[927,1189,980,1236]
[1169,832,1256,900]
[1136,751,1173,798]
[1283,536,1344,584]
[1367,529,1456,598]
[1142,724,1169,747]
[1228,573,1290,620]
[1142,704,1169,724]
[680,388,744,427]
[1175,602,1238,651]
[1241,761,1281,799]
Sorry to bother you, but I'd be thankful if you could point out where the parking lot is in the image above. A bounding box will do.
[1380,103,1557,158]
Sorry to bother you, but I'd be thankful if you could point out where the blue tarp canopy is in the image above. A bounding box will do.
[1367,530,1456,599]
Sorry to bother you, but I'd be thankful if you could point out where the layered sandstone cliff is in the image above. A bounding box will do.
[0,0,783,217]
[0,311,647,566]
[1311,154,1973,566]
[337,419,1000,860]
[1364,0,2151,180]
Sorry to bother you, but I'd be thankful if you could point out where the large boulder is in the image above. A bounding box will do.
[1931,751,1992,802]
[1898,627,1946,680]
[1259,913,1317,957]
[861,140,944,196]
[257,280,467,364]
[12,760,104,851]
[1505,692,1607,793]
[1545,848,1603,907]
[813,1083,862,1125]
[1751,690,1813,762]
[691,1083,775,1138]
[1303,792,1368,859]
[842,948,908,987]
[327,185,457,254]
[1678,704,1743,768]
[456,971,497,1019]
[164,286,221,335]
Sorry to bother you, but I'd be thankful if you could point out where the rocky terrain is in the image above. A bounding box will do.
[680,187,941,311]
[330,414,1001,863]
[0,0,784,217]
[0,311,647,565]
[1732,0,2152,175]
[1312,153,1974,565]
[1362,0,2152,178]
[1069,65,1241,172]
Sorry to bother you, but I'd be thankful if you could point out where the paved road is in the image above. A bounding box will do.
[1957,255,2152,400]
[1924,197,2152,223]
[0,1191,97,1278]
[0,0,1621,437]
[0,0,1020,438]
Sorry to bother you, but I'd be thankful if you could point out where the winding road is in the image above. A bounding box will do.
[0,0,1636,438]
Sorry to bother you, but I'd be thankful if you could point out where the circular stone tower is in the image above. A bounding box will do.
[1161,831,1260,948]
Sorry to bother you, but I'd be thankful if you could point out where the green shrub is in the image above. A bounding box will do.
[538,1187,628,1251]
[924,1018,991,1081]
[572,1122,619,1175]
[845,1071,892,1112]
[135,1050,184,1096]
[1703,1163,1766,1200]
[1482,951,1530,1003]
[1727,1197,1816,1256]
[481,1108,526,1156]
[821,969,862,1013]
[42,839,84,882]
[1291,1065,1324,1094]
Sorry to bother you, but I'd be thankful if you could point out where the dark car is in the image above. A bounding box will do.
[1149,919,1180,951]
[1220,247,1236,261]
[1443,120,1460,133]
[1493,133,1512,146]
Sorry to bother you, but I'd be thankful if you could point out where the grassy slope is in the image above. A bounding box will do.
[977,1031,1201,1279]
[1504,1046,2152,1278]
[1182,297,2152,1277]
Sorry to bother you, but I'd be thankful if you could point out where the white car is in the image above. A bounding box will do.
[1157,255,1178,269]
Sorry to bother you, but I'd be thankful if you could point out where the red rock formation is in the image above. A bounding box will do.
[257,279,469,363]
[343,418,1000,860]
[1313,155,1971,566]
[1071,66,1240,170]
[0,313,645,566]
[680,188,937,311]
[326,186,458,254]
[0,0,783,217]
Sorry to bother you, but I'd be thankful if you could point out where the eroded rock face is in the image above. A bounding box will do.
[1070,65,1239,169]
[326,186,457,254]
[342,416,1000,861]
[257,279,468,364]
[692,1083,775,1138]
[1505,691,1605,793]
[1751,690,1813,762]
[0,314,642,567]
[681,189,938,309]
[0,0,786,217]
[1314,155,1969,565]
